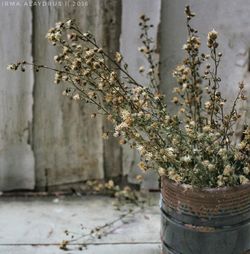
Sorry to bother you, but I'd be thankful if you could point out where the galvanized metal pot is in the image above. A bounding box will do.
[160,176,250,254]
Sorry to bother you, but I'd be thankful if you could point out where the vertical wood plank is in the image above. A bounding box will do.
[0,4,35,190]
[120,0,161,189]
[32,1,104,189]
[101,0,123,180]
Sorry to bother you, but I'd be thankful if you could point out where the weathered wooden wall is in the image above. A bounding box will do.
[1,0,250,191]
[0,4,35,191]
[32,0,124,190]
[0,0,158,191]
[32,1,105,190]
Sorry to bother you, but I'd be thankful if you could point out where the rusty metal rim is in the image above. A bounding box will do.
[163,200,250,215]
[161,177,250,217]
[166,206,250,217]
[162,195,250,215]
[162,177,250,193]
[163,188,250,201]
[161,200,250,227]
[163,196,250,210]
[161,206,250,231]
[163,188,250,202]
[161,201,250,222]
[164,201,250,215]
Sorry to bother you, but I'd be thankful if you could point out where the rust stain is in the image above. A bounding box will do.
[161,176,250,218]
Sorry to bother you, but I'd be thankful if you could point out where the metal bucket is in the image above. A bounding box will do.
[160,176,250,254]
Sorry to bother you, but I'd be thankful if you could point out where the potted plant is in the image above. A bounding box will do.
[8,6,250,254]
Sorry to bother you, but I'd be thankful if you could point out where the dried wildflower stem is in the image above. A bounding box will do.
[209,47,220,125]
[139,17,158,88]
[24,62,80,77]
[71,27,143,89]
[62,208,141,246]
[68,76,110,114]
[222,89,242,144]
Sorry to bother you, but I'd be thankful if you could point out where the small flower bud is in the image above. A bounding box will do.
[73,94,80,100]
[239,82,244,89]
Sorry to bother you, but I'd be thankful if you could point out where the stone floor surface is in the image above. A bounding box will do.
[0,194,161,254]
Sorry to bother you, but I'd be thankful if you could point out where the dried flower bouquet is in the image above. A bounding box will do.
[8,6,250,188]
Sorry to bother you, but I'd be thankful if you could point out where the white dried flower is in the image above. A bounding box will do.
[136,145,146,155]
[102,132,109,140]
[138,46,146,53]
[243,167,250,175]
[145,152,153,160]
[63,46,70,54]
[115,52,122,63]
[182,44,188,50]
[217,175,225,187]
[138,161,146,171]
[223,165,234,176]
[203,125,211,133]
[139,66,145,73]
[202,160,210,167]
[180,155,191,163]
[115,122,129,131]
[239,175,249,184]
[121,110,131,120]
[7,64,16,70]
[55,22,63,29]
[65,19,72,29]
[218,148,227,157]
[207,29,218,41]
[54,55,60,63]
[207,163,216,172]
[204,101,212,109]
[73,94,80,100]
[54,31,62,41]
[113,131,119,138]
[158,167,166,176]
